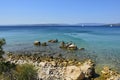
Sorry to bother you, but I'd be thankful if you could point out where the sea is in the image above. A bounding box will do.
[0,25,120,71]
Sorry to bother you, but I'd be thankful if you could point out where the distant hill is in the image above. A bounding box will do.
[105,23,120,27]
[1,23,120,27]
[75,23,105,26]
[111,23,120,26]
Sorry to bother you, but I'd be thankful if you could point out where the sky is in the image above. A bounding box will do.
[0,0,120,25]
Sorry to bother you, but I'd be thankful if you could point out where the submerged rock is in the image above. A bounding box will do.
[41,42,47,46]
[48,39,58,43]
[79,48,85,51]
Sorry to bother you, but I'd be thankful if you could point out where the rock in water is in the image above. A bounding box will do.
[41,42,47,46]
[79,48,85,51]
[67,44,78,50]
[34,41,41,46]
[59,41,65,48]
[48,39,58,43]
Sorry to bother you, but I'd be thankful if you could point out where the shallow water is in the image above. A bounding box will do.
[0,26,120,71]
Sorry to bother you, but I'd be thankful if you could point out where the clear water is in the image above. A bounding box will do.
[0,26,120,71]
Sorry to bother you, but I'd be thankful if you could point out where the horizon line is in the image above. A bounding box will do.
[0,22,118,26]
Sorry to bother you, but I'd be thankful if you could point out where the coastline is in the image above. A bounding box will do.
[5,51,120,80]
[2,39,120,80]
[6,52,95,80]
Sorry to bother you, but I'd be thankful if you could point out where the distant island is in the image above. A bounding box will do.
[105,23,120,27]
[0,23,120,27]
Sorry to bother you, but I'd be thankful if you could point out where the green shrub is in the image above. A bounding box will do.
[0,61,16,74]
[15,64,37,80]
[0,38,6,58]
[0,39,38,80]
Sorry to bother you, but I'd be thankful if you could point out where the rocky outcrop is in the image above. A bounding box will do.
[33,40,83,51]
[59,41,66,48]
[34,41,41,46]
[80,59,95,79]
[59,42,78,50]
[64,66,85,80]
[101,66,120,80]
[6,53,95,80]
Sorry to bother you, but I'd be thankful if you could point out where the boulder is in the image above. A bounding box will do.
[67,44,78,50]
[59,42,78,50]
[59,41,66,48]
[64,66,85,80]
[34,41,41,46]
[66,43,72,47]
[80,59,95,78]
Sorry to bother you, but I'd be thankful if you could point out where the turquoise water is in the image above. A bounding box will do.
[0,26,120,71]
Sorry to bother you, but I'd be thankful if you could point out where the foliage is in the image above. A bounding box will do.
[0,63,37,80]
[0,38,6,46]
[0,61,16,74]
[14,64,37,80]
[0,38,6,58]
[0,39,38,80]
[0,61,16,80]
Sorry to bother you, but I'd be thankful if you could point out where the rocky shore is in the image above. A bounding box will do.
[5,52,120,80]
[3,39,120,80]
[101,66,120,80]
[6,53,95,80]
